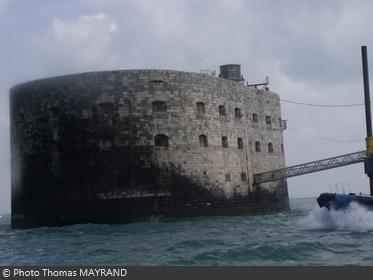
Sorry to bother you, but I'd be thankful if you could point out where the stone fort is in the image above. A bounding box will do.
[10,64,289,228]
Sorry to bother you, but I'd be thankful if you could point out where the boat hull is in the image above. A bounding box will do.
[317,192,373,210]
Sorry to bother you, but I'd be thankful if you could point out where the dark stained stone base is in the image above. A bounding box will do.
[12,190,289,229]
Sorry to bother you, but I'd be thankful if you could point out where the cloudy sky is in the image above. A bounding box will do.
[1,0,373,213]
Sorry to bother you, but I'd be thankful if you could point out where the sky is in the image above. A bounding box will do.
[1,0,373,213]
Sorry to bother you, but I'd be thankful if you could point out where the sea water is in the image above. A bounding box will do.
[1,197,373,266]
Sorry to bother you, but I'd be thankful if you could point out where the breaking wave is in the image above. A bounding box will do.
[298,202,373,232]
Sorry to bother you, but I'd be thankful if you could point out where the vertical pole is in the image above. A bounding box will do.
[361,46,373,196]
[362,46,372,137]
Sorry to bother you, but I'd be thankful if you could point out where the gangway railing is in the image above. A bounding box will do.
[253,150,366,185]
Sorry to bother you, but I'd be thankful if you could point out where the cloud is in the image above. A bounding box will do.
[0,0,11,13]
[52,13,118,42]
[32,12,119,74]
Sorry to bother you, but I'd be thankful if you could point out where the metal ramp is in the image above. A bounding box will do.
[253,150,366,185]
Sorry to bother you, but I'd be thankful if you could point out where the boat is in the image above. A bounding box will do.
[317,192,373,210]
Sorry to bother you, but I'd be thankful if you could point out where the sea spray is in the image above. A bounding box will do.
[298,202,373,232]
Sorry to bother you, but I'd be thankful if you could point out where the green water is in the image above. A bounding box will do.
[1,197,373,265]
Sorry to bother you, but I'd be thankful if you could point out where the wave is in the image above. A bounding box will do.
[297,202,373,232]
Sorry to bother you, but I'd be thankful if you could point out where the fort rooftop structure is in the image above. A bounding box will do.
[10,64,289,228]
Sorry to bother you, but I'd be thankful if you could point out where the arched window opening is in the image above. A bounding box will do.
[241,172,247,181]
[149,80,165,85]
[18,112,25,121]
[237,138,244,149]
[281,144,284,153]
[98,102,116,114]
[222,136,228,148]
[255,141,261,152]
[196,102,206,115]
[225,173,231,182]
[252,113,258,123]
[154,134,169,147]
[152,101,167,113]
[235,108,241,119]
[266,115,272,125]
[219,105,226,116]
[99,138,113,150]
[199,134,208,147]
[268,142,274,153]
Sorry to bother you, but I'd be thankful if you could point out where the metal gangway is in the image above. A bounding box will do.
[253,150,366,185]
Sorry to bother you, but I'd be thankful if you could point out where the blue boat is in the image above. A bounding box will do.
[317,192,373,210]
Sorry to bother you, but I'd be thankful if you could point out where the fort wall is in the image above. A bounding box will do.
[10,69,288,227]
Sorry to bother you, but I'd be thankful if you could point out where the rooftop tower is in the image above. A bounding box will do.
[219,64,244,81]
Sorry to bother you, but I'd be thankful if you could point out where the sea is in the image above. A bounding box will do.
[1,197,373,266]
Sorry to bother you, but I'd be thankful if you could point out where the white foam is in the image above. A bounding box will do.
[297,202,373,232]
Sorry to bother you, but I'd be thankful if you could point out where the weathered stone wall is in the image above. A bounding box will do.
[10,69,287,204]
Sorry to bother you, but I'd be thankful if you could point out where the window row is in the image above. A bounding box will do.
[152,101,280,126]
[200,135,245,149]
[225,172,247,182]
[154,133,283,153]
[217,105,242,119]
[221,136,243,149]
[199,103,253,121]
[255,142,284,153]
[252,113,277,125]
[199,103,244,120]
[255,142,273,153]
